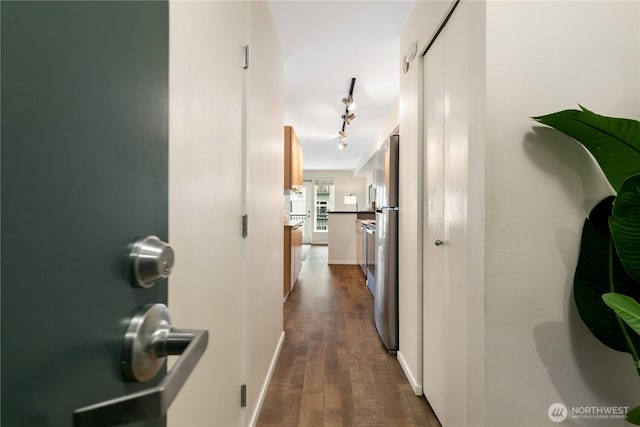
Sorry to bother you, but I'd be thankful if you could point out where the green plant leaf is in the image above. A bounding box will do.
[603,293,640,336]
[627,405,640,425]
[610,175,640,282]
[574,197,640,355]
[532,106,640,192]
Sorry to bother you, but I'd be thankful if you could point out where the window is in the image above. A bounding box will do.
[289,187,307,239]
[314,178,335,232]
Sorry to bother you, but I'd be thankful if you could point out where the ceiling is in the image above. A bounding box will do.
[268,1,414,171]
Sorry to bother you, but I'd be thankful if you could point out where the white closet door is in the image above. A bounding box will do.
[423,25,446,422]
[422,2,470,426]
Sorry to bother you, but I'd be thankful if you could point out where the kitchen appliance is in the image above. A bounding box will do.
[365,222,376,297]
[375,134,399,353]
[358,223,366,276]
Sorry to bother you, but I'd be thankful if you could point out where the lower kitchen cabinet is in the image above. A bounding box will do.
[284,222,303,298]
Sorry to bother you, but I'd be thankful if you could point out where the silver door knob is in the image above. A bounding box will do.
[131,235,174,288]
[434,240,444,246]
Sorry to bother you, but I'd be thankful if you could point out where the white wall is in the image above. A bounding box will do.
[169,2,244,425]
[304,170,368,211]
[354,106,400,214]
[354,104,400,176]
[484,2,640,426]
[401,0,640,426]
[169,2,284,426]
[303,169,368,244]
[244,2,285,425]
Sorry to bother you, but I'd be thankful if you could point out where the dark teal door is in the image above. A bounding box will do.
[2,1,168,426]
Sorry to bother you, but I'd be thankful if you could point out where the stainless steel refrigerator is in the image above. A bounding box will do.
[375,134,399,353]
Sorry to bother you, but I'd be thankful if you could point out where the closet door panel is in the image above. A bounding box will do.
[422,2,471,426]
[422,31,446,423]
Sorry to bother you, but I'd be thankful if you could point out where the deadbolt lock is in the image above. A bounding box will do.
[131,235,174,288]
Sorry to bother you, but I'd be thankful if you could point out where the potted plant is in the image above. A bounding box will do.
[533,106,640,424]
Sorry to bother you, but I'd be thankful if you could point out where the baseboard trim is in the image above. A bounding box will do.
[397,350,423,396]
[248,330,285,427]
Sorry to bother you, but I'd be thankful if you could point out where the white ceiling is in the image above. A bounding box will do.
[268,1,414,171]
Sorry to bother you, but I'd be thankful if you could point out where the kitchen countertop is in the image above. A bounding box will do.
[330,211,376,221]
[284,219,304,228]
[328,211,375,214]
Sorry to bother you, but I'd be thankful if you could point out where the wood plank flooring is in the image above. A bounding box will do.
[257,246,441,427]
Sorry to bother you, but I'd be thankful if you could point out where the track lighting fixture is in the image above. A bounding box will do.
[336,77,356,149]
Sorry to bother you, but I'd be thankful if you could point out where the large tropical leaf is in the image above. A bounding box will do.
[627,405,640,425]
[574,197,640,355]
[532,106,640,192]
[610,174,640,282]
[603,293,640,336]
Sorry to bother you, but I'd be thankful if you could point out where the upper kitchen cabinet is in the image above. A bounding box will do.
[284,125,303,192]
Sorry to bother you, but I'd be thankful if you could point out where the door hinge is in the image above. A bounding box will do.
[242,214,248,238]
[243,45,249,70]
[240,384,247,407]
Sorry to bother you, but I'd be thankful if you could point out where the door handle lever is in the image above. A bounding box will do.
[73,304,208,427]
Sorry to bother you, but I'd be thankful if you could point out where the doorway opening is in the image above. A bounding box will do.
[314,178,335,232]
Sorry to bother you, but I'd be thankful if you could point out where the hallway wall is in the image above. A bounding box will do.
[168,2,284,426]
[169,2,244,425]
[244,2,285,425]
[483,2,640,425]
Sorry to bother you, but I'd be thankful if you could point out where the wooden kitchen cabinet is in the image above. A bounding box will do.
[284,126,303,192]
[284,222,303,298]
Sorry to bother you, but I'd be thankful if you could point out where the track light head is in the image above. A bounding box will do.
[343,113,356,125]
[338,141,347,150]
[338,130,346,141]
[341,95,354,109]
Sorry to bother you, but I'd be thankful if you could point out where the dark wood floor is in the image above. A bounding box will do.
[256,246,441,427]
